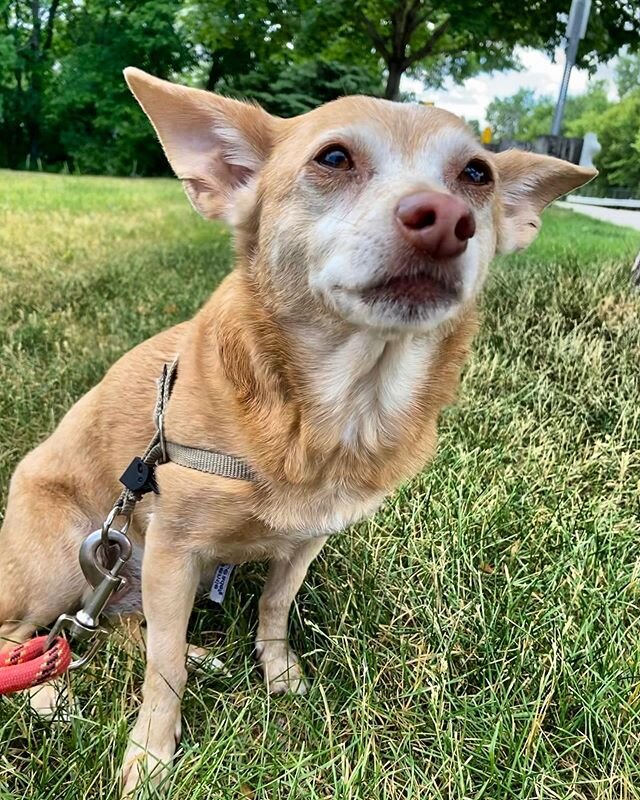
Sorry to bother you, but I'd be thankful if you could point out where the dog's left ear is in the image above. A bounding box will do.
[494,150,597,253]
[124,67,276,219]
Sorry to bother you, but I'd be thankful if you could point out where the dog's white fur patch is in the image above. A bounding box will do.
[303,328,435,450]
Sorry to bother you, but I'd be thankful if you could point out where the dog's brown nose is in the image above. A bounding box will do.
[396,191,475,258]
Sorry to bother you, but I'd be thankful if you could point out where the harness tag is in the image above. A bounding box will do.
[209,564,235,604]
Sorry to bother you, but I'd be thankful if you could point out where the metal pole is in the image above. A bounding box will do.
[551,0,591,136]
[551,36,580,135]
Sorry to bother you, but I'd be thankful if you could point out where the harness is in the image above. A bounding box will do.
[117,357,254,520]
[0,357,254,695]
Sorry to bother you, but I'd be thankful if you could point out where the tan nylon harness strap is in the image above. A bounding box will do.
[164,440,256,481]
[155,356,255,482]
[115,356,254,517]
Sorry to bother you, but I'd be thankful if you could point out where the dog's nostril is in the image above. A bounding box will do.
[454,213,476,241]
[412,209,437,229]
[396,197,439,230]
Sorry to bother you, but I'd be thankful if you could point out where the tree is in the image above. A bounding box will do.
[486,82,612,141]
[181,0,296,92]
[184,0,383,115]
[563,81,612,129]
[466,118,481,137]
[616,52,640,97]
[303,0,640,101]
[48,0,190,175]
[0,0,65,166]
[485,80,640,193]
[486,89,553,140]
[217,59,384,117]
[567,89,640,192]
[0,0,190,173]
[2,0,639,175]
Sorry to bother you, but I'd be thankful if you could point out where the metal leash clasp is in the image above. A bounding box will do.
[47,508,133,669]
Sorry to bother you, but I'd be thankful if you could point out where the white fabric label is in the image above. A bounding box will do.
[209,564,235,604]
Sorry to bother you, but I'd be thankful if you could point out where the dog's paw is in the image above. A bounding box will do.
[120,720,180,797]
[258,646,308,696]
[120,743,172,797]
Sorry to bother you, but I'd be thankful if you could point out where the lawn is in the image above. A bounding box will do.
[1,168,640,800]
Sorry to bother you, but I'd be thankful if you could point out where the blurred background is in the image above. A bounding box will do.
[0,0,638,194]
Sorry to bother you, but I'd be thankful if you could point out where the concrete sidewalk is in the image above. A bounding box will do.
[557,200,640,231]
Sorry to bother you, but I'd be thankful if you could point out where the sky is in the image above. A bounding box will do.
[403,47,618,127]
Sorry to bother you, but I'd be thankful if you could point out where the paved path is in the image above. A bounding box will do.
[557,200,640,231]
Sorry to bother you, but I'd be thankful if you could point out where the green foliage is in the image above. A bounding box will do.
[569,89,640,192]
[47,0,189,175]
[616,51,640,97]
[486,78,640,193]
[182,0,298,90]
[0,0,190,174]
[487,82,612,142]
[486,89,551,140]
[564,80,612,123]
[466,118,481,137]
[217,59,384,117]
[299,0,640,99]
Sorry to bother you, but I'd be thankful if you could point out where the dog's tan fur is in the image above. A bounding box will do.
[0,68,595,794]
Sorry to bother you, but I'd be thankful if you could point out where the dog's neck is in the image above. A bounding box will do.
[185,270,475,489]
[288,322,437,451]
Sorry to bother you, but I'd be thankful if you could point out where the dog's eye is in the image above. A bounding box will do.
[315,145,353,171]
[460,159,493,186]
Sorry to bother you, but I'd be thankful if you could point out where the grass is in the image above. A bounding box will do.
[1,167,640,800]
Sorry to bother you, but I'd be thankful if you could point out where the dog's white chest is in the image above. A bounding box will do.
[308,332,434,450]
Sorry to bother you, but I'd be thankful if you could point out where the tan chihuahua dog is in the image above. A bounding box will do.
[0,68,595,794]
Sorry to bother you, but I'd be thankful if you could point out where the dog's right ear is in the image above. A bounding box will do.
[124,68,275,219]
[493,149,597,252]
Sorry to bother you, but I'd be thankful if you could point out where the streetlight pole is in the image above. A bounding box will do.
[551,0,592,136]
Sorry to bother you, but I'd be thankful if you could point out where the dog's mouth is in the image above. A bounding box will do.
[362,268,460,307]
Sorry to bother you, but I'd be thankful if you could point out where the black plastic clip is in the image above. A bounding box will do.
[119,457,158,495]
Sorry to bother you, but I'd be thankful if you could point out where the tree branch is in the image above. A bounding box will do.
[405,15,450,66]
[359,11,392,61]
[407,0,423,19]
[30,0,40,53]
[43,0,61,52]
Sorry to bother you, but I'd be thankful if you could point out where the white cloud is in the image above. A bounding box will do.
[403,47,618,127]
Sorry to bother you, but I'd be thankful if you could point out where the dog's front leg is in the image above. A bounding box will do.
[121,520,199,797]
[256,536,327,696]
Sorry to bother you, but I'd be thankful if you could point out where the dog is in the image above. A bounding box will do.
[0,68,595,795]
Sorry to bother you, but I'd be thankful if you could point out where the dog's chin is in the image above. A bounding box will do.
[326,282,462,334]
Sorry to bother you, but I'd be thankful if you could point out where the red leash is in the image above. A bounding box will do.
[0,636,72,696]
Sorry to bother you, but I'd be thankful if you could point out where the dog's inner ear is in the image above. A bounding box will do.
[494,150,597,253]
[124,68,275,219]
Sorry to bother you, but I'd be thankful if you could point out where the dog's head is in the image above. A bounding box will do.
[125,69,596,335]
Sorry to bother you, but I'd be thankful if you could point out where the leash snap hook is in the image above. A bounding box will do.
[100,503,131,560]
[80,527,132,592]
[46,615,107,670]
[46,528,132,669]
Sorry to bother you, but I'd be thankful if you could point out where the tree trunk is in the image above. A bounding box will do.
[206,58,225,91]
[27,0,42,166]
[385,59,404,100]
